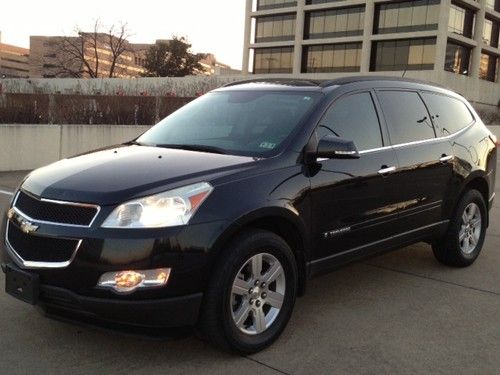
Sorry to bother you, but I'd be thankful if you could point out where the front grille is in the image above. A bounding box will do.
[6,222,80,263]
[14,190,99,226]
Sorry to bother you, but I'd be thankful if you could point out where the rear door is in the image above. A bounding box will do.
[375,90,454,231]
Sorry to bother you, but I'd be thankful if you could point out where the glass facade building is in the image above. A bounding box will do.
[371,38,436,71]
[302,43,362,73]
[304,6,365,39]
[244,0,500,86]
[374,0,440,34]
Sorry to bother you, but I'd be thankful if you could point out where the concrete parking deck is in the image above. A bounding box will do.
[0,164,499,374]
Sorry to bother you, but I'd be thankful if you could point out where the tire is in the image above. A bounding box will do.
[432,189,487,267]
[199,229,298,354]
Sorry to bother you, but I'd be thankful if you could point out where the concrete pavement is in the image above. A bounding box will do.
[0,166,499,374]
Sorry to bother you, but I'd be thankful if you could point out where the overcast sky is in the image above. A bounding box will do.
[0,0,246,69]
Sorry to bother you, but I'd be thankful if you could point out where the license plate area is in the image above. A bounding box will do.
[5,264,39,305]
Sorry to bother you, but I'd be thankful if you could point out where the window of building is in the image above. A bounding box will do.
[377,91,435,145]
[255,14,296,43]
[319,92,383,151]
[444,41,471,75]
[253,47,294,74]
[374,0,439,34]
[302,43,361,73]
[448,3,476,39]
[304,6,365,39]
[306,0,347,4]
[370,38,436,71]
[257,0,297,11]
[483,18,499,48]
[479,53,499,82]
[422,93,474,137]
[486,0,500,12]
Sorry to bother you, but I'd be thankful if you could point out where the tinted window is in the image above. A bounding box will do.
[138,91,321,157]
[377,91,435,145]
[422,93,474,137]
[319,92,383,151]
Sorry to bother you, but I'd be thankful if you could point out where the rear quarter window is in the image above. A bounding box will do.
[421,92,474,137]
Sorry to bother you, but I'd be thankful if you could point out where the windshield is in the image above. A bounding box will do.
[137,91,322,157]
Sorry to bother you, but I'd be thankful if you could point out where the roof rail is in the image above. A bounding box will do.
[223,78,322,87]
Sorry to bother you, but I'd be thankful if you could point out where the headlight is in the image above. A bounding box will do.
[102,182,213,228]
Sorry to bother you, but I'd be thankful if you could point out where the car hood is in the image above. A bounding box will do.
[21,145,257,205]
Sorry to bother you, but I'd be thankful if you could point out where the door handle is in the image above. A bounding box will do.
[378,166,396,175]
[439,155,453,163]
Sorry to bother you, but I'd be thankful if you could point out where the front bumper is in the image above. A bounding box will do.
[2,262,203,328]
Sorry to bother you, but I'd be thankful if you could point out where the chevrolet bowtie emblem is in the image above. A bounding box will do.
[20,221,39,234]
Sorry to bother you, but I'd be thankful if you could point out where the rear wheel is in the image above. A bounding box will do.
[433,189,487,267]
[199,229,297,354]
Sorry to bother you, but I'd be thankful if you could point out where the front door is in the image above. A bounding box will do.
[308,91,402,262]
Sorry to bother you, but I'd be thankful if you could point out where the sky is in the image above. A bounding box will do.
[0,0,246,69]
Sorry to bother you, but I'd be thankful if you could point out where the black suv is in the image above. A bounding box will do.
[1,77,497,353]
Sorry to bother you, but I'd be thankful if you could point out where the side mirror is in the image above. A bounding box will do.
[316,135,360,160]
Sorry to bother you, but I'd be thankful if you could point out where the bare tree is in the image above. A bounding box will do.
[54,20,133,78]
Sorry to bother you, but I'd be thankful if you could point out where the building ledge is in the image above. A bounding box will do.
[371,30,439,41]
[447,32,478,47]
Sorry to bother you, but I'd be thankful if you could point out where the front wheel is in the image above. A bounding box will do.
[433,189,487,267]
[199,229,298,354]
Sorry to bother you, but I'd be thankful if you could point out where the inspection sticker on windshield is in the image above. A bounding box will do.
[260,142,276,149]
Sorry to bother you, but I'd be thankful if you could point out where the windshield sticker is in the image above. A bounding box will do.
[303,96,312,101]
[260,142,276,149]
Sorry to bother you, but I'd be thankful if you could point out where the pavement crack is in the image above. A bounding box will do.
[243,356,291,375]
[363,262,500,297]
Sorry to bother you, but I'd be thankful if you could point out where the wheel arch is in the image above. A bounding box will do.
[456,174,490,226]
[211,207,309,296]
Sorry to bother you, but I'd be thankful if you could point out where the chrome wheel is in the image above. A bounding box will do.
[459,203,482,255]
[230,253,286,335]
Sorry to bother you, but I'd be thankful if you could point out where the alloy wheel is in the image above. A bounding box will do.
[230,253,286,335]
[459,202,482,255]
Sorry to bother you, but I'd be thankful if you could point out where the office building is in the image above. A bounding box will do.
[242,0,500,108]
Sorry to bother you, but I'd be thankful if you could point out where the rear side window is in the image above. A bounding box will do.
[319,92,383,151]
[421,92,474,137]
[377,91,435,145]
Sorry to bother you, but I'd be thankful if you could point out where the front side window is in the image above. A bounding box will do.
[422,93,474,137]
[377,91,435,145]
[318,92,383,151]
[137,91,321,157]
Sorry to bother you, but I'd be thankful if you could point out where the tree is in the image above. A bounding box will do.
[55,20,132,78]
[142,36,204,77]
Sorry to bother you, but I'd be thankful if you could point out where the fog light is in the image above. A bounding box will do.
[97,268,171,294]
[7,208,15,220]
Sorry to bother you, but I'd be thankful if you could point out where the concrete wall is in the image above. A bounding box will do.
[0,124,497,172]
[0,124,150,171]
[0,76,245,97]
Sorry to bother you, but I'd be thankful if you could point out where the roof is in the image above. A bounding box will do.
[223,76,447,91]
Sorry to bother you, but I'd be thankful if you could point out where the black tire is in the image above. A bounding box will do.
[432,189,487,267]
[198,229,298,354]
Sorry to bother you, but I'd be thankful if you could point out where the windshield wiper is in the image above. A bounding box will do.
[155,144,229,155]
